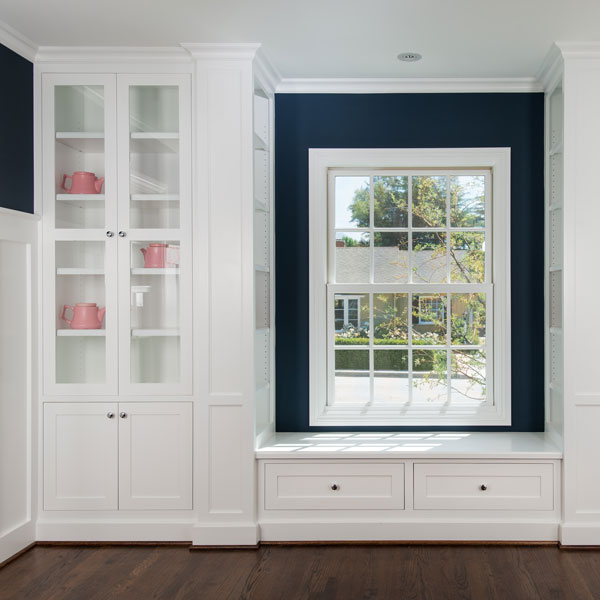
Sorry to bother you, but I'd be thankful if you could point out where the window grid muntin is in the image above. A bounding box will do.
[328,167,491,410]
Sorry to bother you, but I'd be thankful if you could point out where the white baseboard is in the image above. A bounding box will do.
[259,520,560,543]
[192,522,259,546]
[36,520,193,542]
[560,522,600,546]
[0,520,35,564]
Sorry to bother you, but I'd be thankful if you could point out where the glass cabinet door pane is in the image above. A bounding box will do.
[55,241,107,383]
[129,240,181,384]
[128,86,180,229]
[54,86,106,229]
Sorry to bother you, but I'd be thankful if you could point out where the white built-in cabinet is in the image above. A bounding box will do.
[42,73,192,396]
[40,70,194,516]
[43,402,192,511]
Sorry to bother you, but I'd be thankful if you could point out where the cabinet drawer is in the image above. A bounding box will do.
[413,463,554,511]
[264,463,404,510]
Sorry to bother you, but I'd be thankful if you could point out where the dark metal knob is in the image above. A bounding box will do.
[119,412,127,418]
[118,231,126,238]
[106,231,114,238]
[331,484,339,491]
[107,412,114,419]
[480,484,487,491]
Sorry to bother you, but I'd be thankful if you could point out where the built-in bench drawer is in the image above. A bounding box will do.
[264,462,405,510]
[413,463,554,511]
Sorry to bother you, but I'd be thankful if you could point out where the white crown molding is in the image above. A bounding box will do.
[276,77,542,94]
[35,46,191,64]
[537,44,563,92]
[181,42,261,60]
[0,19,37,62]
[555,41,600,58]
[253,48,282,96]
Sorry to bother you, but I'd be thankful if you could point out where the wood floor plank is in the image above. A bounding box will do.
[2,544,600,600]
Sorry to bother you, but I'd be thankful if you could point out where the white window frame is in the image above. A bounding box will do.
[334,295,363,331]
[309,148,511,426]
[418,295,445,325]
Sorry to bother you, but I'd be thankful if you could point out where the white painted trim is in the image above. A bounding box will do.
[555,41,600,58]
[181,43,260,60]
[537,44,563,92]
[559,523,600,546]
[35,46,190,64]
[36,521,193,542]
[277,77,542,94]
[192,523,260,546]
[0,521,35,564]
[0,207,40,221]
[259,521,558,542]
[253,48,282,97]
[0,19,37,62]
[309,148,511,427]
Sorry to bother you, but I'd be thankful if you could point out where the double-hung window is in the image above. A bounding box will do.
[309,149,511,426]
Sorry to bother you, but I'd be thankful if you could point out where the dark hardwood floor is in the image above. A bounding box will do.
[1,543,600,599]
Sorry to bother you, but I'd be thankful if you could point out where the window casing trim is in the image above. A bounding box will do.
[309,148,511,426]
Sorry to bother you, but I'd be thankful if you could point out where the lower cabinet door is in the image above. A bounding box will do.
[44,403,119,510]
[118,402,192,510]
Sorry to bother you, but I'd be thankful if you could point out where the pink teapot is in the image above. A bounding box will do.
[61,171,105,194]
[61,303,106,329]
[141,243,179,268]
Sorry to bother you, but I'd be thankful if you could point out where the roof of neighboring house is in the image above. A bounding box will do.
[336,247,468,283]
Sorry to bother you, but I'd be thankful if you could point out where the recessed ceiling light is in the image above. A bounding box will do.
[397,52,422,62]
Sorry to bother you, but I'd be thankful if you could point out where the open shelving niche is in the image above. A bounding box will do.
[253,82,275,446]
[545,78,564,445]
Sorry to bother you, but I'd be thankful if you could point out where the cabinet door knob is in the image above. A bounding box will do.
[119,412,127,418]
[331,483,339,491]
[118,231,126,238]
[106,412,114,419]
[106,231,114,238]
[480,484,487,491]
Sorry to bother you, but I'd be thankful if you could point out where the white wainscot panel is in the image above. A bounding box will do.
[0,240,30,538]
[575,405,600,514]
[209,405,244,513]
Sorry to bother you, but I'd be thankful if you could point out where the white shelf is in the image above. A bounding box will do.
[131,194,179,202]
[255,327,270,333]
[56,194,105,202]
[131,329,180,337]
[255,264,270,273]
[130,132,179,153]
[57,268,104,275]
[57,329,106,337]
[131,268,180,275]
[56,132,104,152]
[256,432,563,459]
[548,266,563,273]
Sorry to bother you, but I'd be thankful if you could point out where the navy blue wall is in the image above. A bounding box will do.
[0,44,33,214]
[275,93,545,432]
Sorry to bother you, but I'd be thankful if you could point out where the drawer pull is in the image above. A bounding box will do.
[480,484,488,491]
[331,483,339,491]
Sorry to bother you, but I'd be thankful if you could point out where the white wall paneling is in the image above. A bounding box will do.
[0,209,38,563]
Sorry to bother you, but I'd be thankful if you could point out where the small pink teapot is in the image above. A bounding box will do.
[141,243,179,268]
[61,171,105,194]
[61,303,106,329]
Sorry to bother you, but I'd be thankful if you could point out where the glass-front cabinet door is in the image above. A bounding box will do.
[43,74,118,395]
[117,75,192,395]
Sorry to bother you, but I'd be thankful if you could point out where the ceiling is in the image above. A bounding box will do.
[1,0,600,79]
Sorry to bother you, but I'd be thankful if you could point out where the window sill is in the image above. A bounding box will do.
[255,431,562,460]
